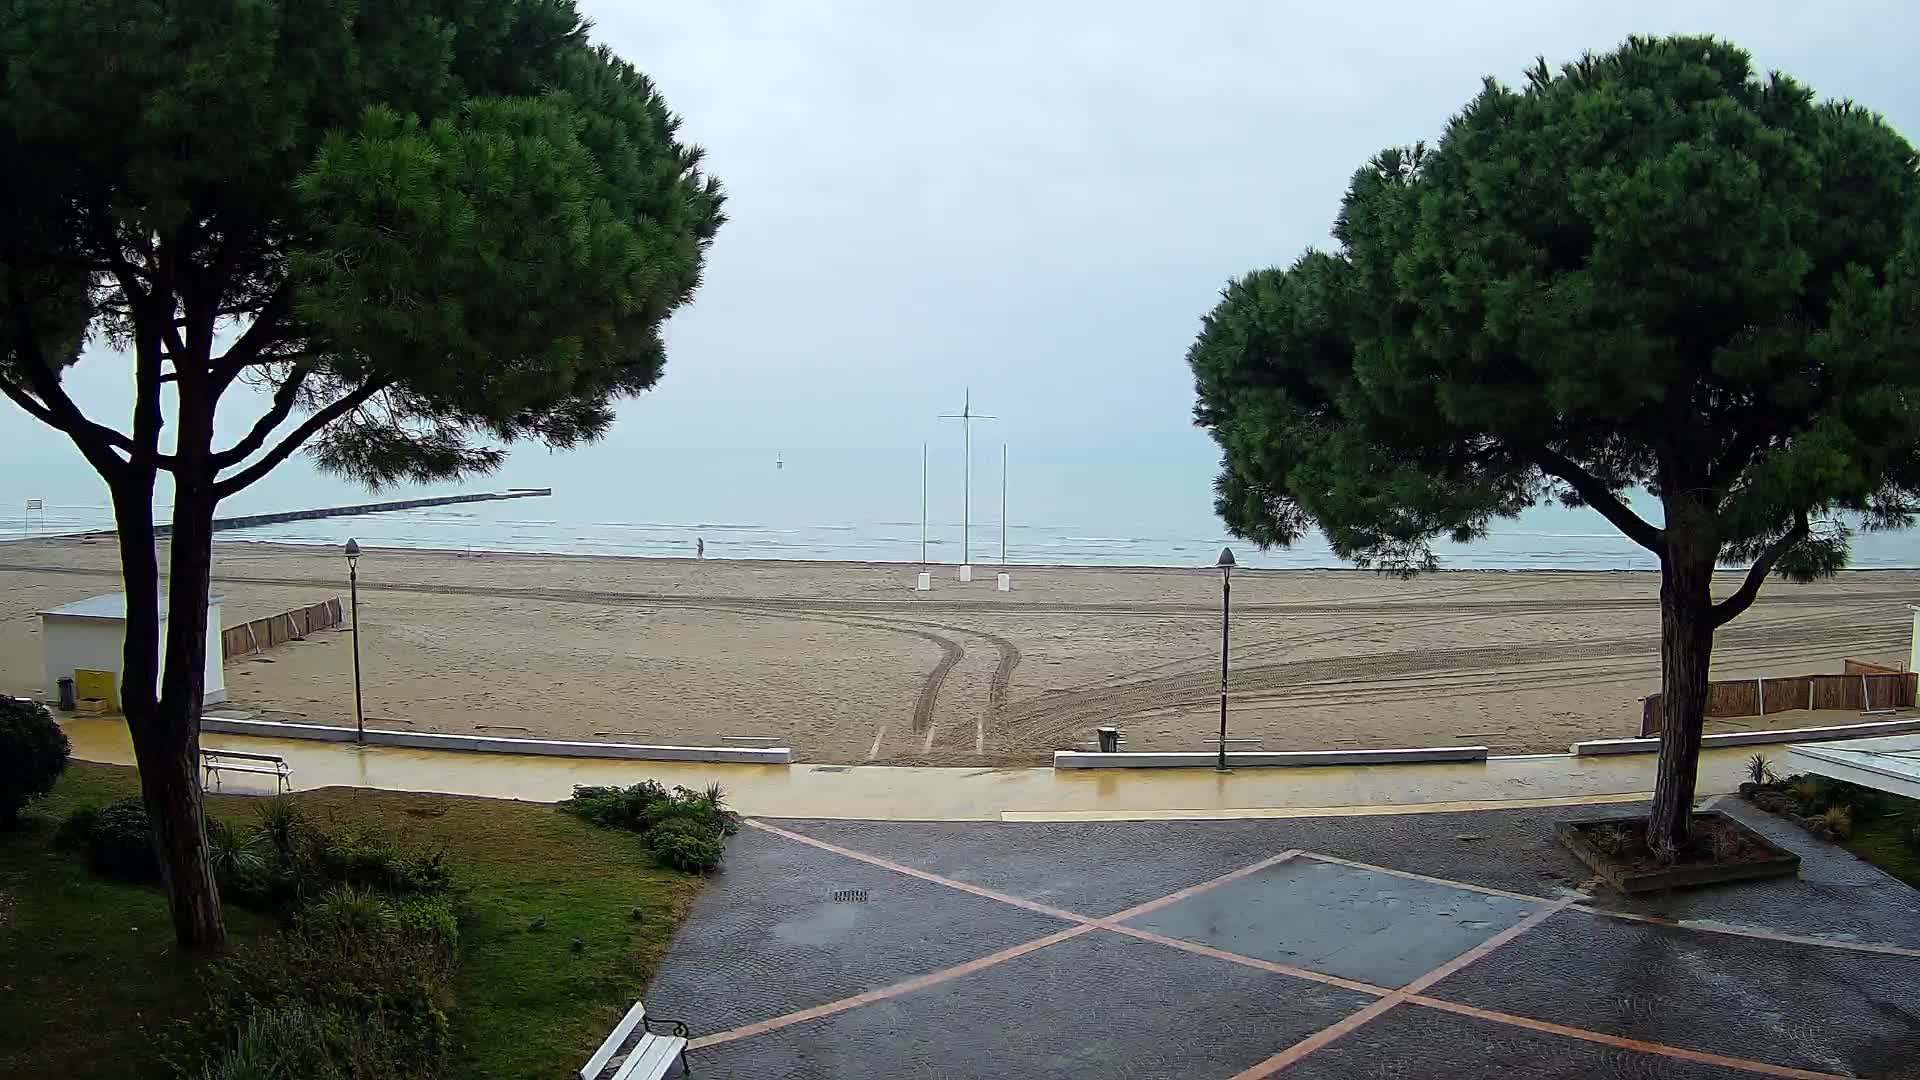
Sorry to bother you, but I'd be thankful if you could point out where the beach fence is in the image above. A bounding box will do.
[1640,659,1916,736]
[221,598,344,661]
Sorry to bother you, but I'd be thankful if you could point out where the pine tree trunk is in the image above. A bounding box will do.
[152,387,227,949]
[1647,533,1717,860]
[100,338,229,949]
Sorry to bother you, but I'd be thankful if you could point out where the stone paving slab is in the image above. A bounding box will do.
[1124,858,1538,988]
[688,927,1377,1079]
[1427,910,1920,1077]
[650,802,1920,1078]
[1282,1004,1751,1080]
[1587,799,1920,949]
[786,807,1598,916]
[642,824,1073,1033]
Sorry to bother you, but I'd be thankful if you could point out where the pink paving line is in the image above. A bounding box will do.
[688,924,1097,1050]
[744,819,1092,925]
[1573,904,1920,958]
[1304,851,1920,959]
[1098,850,1302,924]
[726,821,1913,1073]
[1294,851,1552,904]
[1105,924,1392,998]
[696,828,1319,1052]
[1229,896,1582,1080]
[1406,997,1853,1080]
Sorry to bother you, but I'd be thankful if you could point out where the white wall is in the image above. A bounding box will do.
[39,599,225,707]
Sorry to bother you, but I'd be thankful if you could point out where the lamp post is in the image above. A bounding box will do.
[1216,546,1235,772]
[344,538,365,745]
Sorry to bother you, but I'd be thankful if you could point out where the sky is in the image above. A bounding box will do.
[5,1,1920,533]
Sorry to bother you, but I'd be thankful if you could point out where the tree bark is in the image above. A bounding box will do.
[146,349,228,950]
[1647,510,1719,860]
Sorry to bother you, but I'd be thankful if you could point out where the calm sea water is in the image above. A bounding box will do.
[2,444,1915,570]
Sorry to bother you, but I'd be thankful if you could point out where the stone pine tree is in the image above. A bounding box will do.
[0,0,724,947]
[1189,36,1920,857]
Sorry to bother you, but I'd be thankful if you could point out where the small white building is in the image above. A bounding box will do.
[38,592,226,709]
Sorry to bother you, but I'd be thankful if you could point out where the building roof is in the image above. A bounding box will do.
[1786,733,1920,801]
[37,592,224,621]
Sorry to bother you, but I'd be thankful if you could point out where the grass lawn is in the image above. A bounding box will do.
[0,763,705,1080]
[1845,805,1920,888]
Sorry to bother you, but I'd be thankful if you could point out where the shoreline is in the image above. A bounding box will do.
[10,533,1917,578]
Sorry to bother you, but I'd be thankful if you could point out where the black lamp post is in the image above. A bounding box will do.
[1216,546,1235,772]
[345,538,365,745]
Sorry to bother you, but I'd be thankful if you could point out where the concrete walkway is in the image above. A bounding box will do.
[65,716,1765,820]
[645,800,1920,1078]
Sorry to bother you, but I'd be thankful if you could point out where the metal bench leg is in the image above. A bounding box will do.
[680,1047,690,1076]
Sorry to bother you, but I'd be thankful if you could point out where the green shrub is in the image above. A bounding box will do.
[191,893,459,1080]
[254,797,306,860]
[561,780,738,871]
[54,802,102,851]
[1817,805,1854,841]
[219,807,452,913]
[647,818,725,873]
[208,819,266,885]
[0,695,69,828]
[195,1007,334,1080]
[560,781,669,831]
[86,796,159,881]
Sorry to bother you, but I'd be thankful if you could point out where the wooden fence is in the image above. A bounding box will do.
[1640,663,1917,736]
[221,598,344,660]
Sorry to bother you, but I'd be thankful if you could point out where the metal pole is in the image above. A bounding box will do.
[921,442,928,566]
[962,403,970,565]
[1217,568,1230,771]
[1000,443,1007,565]
[349,562,365,745]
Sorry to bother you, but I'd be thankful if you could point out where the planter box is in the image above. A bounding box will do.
[1556,810,1801,893]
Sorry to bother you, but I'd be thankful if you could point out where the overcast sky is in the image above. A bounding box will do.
[7,1,1919,511]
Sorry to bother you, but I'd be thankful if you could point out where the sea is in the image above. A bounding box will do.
[4,441,1917,572]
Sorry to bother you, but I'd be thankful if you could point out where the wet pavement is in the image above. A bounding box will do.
[645,799,1920,1079]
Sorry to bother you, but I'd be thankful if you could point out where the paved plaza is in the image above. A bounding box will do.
[645,799,1920,1079]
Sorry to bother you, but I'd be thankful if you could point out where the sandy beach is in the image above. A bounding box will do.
[1,538,1913,765]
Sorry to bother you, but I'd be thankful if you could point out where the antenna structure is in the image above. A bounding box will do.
[939,389,995,566]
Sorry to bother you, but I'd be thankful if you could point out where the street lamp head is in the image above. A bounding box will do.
[1216,546,1236,575]
[344,538,360,563]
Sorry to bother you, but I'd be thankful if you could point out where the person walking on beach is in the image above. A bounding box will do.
[696,537,705,560]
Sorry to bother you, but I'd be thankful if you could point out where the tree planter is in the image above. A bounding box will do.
[1557,811,1800,893]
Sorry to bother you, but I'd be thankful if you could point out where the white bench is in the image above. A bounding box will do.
[581,1000,689,1080]
[200,748,291,793]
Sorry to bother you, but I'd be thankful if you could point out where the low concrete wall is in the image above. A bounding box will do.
[1052,746,1489,769]
[198,716,791,764]
[1572,716,1920,756]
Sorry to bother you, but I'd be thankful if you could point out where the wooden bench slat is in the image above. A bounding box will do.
[612,1036,684,1080]
[581,1001,648,1080]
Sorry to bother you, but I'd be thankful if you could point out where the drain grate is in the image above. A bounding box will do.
[831,889,870,903]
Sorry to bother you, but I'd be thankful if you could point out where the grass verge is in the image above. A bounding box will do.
[0,763,704,1080]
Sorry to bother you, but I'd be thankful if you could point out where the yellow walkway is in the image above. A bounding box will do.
[61,717,1761,821]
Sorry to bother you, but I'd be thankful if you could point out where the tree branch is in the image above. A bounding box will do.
[210,362,315,468]
[210,283,293,395]
[1711,513,1809,628]
[1,276,135,475]
[1524,444,1665,553]
[213,377,392,499]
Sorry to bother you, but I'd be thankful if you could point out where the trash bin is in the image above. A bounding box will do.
[57,676,76,711]
[1096,726,1120,753]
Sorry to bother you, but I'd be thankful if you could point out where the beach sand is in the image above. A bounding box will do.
[1,538,1913,765]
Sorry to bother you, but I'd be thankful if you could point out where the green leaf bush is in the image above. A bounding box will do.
[561,781,738,872]
[0,696,69,828]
